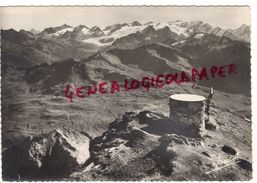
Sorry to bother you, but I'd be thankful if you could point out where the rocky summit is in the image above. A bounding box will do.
[69,109,251,181]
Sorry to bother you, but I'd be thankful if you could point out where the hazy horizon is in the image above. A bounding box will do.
[0,6,250,31]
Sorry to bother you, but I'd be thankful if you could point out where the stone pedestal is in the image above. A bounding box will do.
[169,94,206,138]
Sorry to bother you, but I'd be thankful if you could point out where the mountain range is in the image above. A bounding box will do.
[1,20,251,96]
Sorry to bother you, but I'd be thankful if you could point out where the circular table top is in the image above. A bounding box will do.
[170,94,206,102]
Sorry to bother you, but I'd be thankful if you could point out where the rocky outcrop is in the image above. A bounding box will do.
[71,109,252,181]
[3,128,90,180]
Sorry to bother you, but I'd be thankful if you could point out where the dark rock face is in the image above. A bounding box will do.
[131,21,142,26]
[2,128,90,180]
[89,26,105,37]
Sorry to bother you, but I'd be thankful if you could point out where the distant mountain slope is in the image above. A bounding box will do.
[1,21,251,96]
[24,43,189,94]
[1,29,100,67]
[174,33,250,96]
[24,37,250,96]
[177,33,242,59]
[195,42,250,95]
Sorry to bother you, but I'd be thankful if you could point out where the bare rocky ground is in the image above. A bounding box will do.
[1,66,252,181]
[70,108,252,181]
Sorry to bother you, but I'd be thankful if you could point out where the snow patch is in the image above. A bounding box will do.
[194,33,205,39]
[83,25,147,46]
[52,27,74,36]
[169,24,188,36]
[110,25,146,39]
[83,37,108,46]
[172,40,186,46]
[81,27,90,35]
[151,22,188,36]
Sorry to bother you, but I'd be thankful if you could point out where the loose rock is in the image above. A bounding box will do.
[237,159,252,171]
[205,116,217,130]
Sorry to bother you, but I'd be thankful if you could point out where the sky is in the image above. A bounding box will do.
[0,6,251,31]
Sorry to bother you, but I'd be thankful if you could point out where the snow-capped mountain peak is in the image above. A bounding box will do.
[36,20,250,47]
